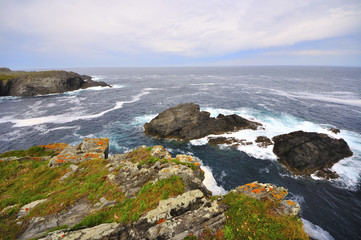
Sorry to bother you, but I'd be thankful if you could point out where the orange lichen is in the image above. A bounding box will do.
[157,218,166,224]
[287,200,296,206]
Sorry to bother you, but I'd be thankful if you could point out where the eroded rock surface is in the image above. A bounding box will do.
[144,103,261,140]
[272,131,352,177]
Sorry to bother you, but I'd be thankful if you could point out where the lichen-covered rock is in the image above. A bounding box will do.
[233,182,300,216]
[49,138,109,167]
[19,199,97,240]
[17,199,48,220]
[38,223,122,240]
[150,145,171,159]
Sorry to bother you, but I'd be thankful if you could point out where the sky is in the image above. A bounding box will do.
[0,0,361,69]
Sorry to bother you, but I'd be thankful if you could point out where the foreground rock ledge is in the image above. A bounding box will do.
[144,103,262,140]
[273,130,353,178]
[0,68,110,97]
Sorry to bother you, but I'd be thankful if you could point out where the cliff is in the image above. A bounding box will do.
[0,138,308,240]
[0,68,110,97]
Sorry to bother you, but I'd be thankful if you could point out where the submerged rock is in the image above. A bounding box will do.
[255,136,273,148]
[272,131,353,176]
[144,103,261,140]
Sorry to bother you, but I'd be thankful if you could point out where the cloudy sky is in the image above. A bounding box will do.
[1,0,361,69]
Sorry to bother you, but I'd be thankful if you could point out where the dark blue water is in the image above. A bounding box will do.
[1,66,360,240]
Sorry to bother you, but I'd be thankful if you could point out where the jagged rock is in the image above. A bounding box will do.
[38,223,122,240]
[233,182,300,216]
[19,199,97,240]
[144,103,262,140]
[49,138,109,167]
[272,131,353,175]
[255,136,273,148]
[314,169,340,179]
[328,127,340,134]
[150,145,171,159]
[207,137,253,146]
[0,69,110,97]
[17,199,48,220]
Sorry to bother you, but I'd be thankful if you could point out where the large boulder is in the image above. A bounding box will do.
[272,131,353,177]
[144,103,261,140]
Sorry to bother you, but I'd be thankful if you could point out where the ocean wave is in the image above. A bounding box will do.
[189,107,361,190]
[5,88,153,127]
[302,218,335,240]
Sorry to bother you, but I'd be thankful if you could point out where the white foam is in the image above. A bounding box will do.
[189,107,361,190]
[302,218,335,240]
[8,89,152,127]
[201,165,228,195]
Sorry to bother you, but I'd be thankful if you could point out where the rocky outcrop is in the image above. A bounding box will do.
[1,138,307,239]
[144,103,262,140]
[272,131,353,177]
[0,69,110,97]
[48,138,109,167]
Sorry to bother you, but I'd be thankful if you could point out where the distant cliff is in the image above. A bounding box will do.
[0,68,110,97]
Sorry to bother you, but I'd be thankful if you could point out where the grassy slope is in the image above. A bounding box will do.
[0,146,308,240]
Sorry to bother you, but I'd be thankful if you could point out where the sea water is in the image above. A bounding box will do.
[0,66,360,239]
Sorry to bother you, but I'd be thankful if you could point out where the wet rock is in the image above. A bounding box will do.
[207,137,253,147]
[314,169,340,179]
[255,136,273,148]
[272,131,353,175]
[144,103,262,140]
[328,127,340,134]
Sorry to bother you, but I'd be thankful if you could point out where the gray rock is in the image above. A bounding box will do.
[17,199,48,219]
[38,223,122,240]
[144,103,262,140]
[19,199,97,240]
[273,131,353,175]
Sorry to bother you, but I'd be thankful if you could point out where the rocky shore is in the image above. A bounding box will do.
[145,103,353,179]
[0,67,110,97]
[0,138,307,239]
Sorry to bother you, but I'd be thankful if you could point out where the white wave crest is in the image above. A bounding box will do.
[302,218,334,240]
[201,165,228,195]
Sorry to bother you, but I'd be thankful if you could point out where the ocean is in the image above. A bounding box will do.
[0,66,360,240]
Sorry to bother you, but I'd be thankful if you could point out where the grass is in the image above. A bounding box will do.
[0,145,56,159]
[71,175,185,230]
[221,192,308,240]
[0,70,70,82]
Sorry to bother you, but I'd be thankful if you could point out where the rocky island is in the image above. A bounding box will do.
[0,67,110,97]
[0,138,307,239]
[144,103,262,140]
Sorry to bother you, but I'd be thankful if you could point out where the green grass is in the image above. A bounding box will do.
[0,145,56,159]
[221,192,308,240]
[72,175,185,230]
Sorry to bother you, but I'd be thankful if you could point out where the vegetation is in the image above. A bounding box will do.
[0,70,69,82]
[0,145,56,159]
[0,145,308,239]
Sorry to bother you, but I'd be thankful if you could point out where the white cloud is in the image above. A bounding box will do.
[1,0,361,57]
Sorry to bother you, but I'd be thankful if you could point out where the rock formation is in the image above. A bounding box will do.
[0,138,306,240]
[144,103,262,140]
[272,131,353,178]
[0,68,110,97]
